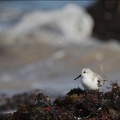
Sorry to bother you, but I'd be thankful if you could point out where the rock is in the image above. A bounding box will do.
[87,0,120,41]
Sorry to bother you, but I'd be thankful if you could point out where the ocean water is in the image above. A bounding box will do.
[0,1,96,29]
[1,1,96,11]
[0,0,120,99]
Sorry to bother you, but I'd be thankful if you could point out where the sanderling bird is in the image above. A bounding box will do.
[74,68,106,90]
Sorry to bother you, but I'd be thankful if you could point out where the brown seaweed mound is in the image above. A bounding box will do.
[0,83,120,120]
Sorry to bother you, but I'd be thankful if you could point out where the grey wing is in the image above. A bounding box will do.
[93,72,104,87]
[96,74,104,86]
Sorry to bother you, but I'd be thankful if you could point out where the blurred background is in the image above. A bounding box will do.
[0,0,120,98]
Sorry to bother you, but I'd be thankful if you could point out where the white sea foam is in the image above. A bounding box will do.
[1,4,94,45]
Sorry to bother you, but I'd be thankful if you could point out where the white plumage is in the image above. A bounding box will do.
[74,68,105,90]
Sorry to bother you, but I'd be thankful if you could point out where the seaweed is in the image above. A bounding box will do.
[0,83,120,120]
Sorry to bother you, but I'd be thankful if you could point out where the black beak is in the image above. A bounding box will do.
[74,74,81,80]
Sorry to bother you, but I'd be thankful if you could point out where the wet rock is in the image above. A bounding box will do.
[87,0,120,41]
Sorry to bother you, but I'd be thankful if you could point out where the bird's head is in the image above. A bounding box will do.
[74,68,92,80]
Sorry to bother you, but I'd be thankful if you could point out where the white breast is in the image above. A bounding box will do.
[81,77,99,90]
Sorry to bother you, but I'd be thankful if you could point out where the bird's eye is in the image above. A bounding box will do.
[83,71,85,73]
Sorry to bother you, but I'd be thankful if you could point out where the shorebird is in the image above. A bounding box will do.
[74,68,106,90]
